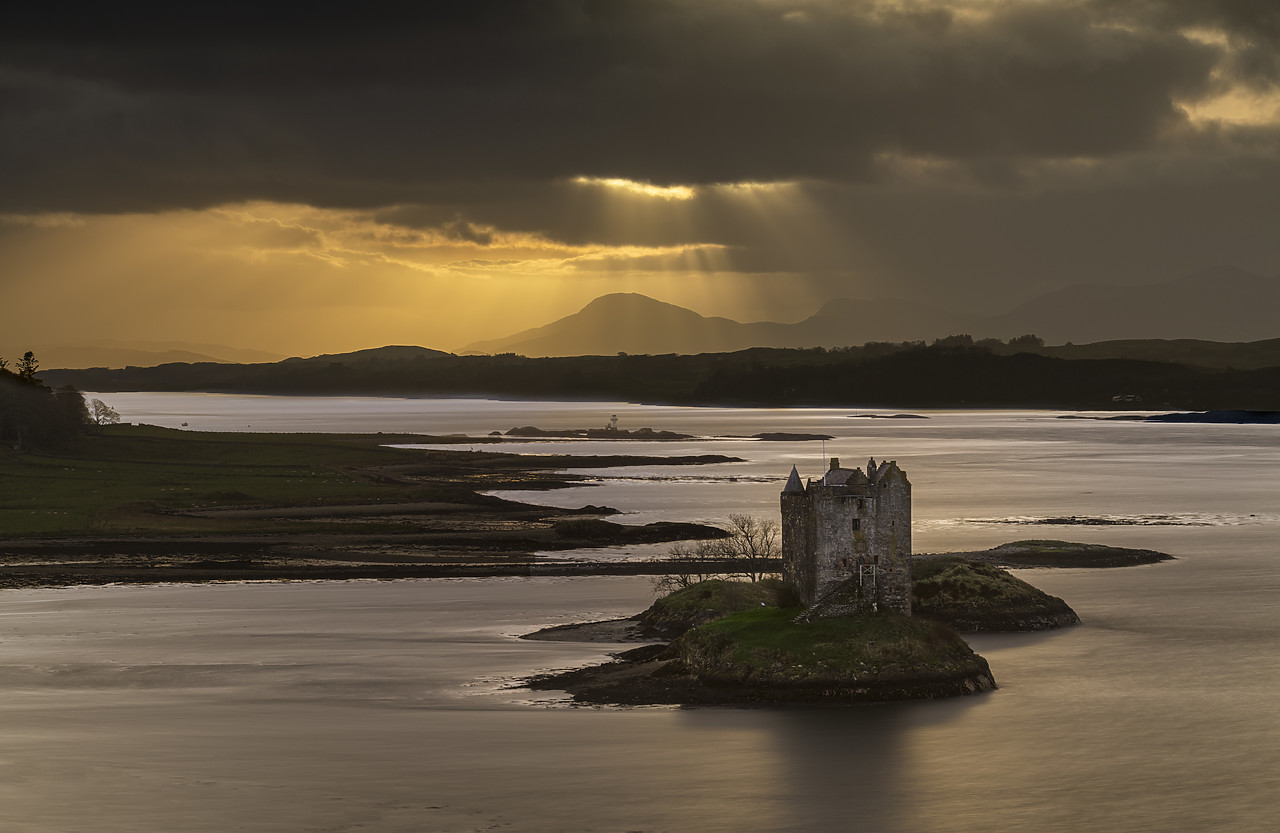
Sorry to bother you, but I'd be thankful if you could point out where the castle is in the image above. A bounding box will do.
[780,457,912,616]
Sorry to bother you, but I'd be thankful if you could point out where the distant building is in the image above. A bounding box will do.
[780,457,912,616]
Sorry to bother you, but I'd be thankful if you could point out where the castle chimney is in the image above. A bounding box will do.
[829,457,840,470]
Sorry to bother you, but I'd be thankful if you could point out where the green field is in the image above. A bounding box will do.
[0,425,442,537]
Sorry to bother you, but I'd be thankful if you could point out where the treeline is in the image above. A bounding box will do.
[0,352,92,450]
[42,343,1280,410]
[690,346,1280,409]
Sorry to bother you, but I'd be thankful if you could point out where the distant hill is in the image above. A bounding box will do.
[36,341,284,370]
[463,267,1280,356]
[785,298,985,346]
[280,345,453,366]
[462,294,760,356]
[991,265,1280,344]
[1039,338,1280,370]
[43,344,456,395]
[461,293,988,356]
[41,343,1280,411]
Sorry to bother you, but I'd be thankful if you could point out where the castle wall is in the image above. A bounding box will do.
[810,489,871,605]
[871,466,912,615]
[780,460,913,615]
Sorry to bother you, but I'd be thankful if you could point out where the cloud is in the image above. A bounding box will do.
[1,1,1277,354]
[1,1,1266,215]
[442,220,495,246]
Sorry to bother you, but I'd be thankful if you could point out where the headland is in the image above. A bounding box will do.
[0,424,741,589]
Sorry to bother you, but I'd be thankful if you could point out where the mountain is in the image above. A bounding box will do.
[462,293,982,356]
[461,292,992,355]
[788,298,984,345]
[462,293,763,356]
[991,265,1280,344]
[463,267,1280,356]
[35,341,284,370]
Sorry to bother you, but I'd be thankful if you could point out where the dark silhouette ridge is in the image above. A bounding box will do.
[41,343,1280,411]
[463,267,1280,357]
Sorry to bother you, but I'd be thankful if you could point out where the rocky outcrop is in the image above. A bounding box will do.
[528,608,996,706]
[911,557,1080,631]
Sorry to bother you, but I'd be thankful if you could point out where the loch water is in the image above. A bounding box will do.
[2,394,1277,832]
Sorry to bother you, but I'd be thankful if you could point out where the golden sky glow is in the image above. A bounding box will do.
[572,178,699,201]
[1,2,1278,363]
[0,192,811,358]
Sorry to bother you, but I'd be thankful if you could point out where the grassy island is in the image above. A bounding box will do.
[970,540,1172,568]
[525,549,1123,705]
[528,579,997,705]
[912,557,1080,631]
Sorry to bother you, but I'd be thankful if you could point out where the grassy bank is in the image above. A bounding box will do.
[0,425,736,588]
[637,578,797,636]
[0,425,444,537]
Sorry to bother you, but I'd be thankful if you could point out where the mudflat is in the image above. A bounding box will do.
[0,424,739,589]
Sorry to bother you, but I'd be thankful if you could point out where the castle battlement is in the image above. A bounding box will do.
[781,457,912,616]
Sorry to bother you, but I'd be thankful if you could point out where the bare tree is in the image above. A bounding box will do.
[719,513,780,581]
[89,399,121,426]
[655,513,781,592]
[652,541,724,593]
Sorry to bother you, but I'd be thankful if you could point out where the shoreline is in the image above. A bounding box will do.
[0,539,1171,592]
[0,425,744,591]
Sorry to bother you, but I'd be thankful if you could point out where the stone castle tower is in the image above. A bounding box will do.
[780,457,912,616]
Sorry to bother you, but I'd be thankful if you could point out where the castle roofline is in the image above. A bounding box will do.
[822,467,870,488]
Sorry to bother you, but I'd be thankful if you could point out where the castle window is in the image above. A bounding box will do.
[851,518,861,532]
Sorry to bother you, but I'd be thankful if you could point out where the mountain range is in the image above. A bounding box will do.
[32,341,284,371]
[463,265,1280,357]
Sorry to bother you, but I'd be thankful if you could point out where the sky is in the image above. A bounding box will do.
[3,1,1279,357]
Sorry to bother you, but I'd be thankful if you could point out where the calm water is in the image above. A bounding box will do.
[2,393,1275,832]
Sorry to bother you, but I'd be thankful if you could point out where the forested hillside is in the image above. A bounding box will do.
[43,344,1280,411]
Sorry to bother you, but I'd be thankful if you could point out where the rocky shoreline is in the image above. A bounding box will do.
[525,607,998,706]
[520,543,1170,706]
[526,648,997,706]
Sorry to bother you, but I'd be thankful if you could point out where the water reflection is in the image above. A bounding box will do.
[11,396,1278,832]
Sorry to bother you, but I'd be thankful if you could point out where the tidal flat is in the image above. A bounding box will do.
[0,424,738,588]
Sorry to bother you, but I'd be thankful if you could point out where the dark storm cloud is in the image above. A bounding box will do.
[1092,0,1280,85]
[1092,0,1280,46]
[442,220,495,247]
[0,1,1237,214]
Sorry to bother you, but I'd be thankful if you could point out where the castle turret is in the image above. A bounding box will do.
[781,466,815,601]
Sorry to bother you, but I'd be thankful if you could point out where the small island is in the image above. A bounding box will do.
[524,558,1087,705]
[503,425,695,440]
[525,457,1172,707]
[527,578,998,705]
